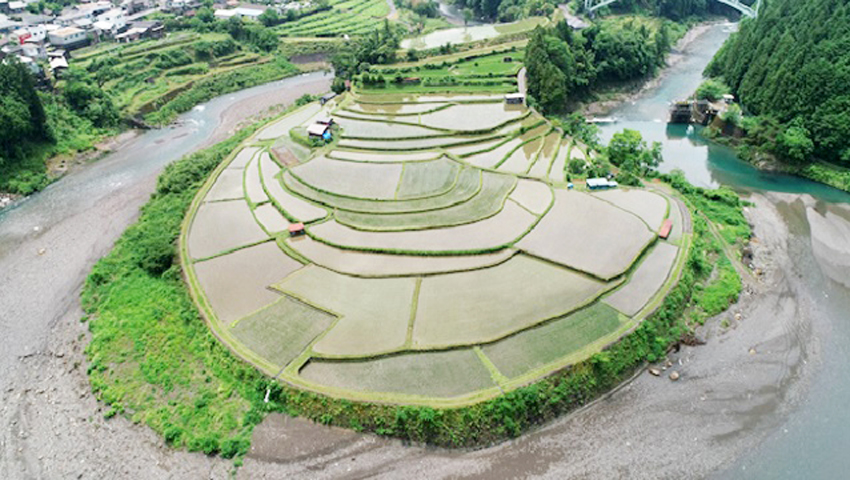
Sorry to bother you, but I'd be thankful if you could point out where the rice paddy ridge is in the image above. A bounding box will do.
[181,92,692,408]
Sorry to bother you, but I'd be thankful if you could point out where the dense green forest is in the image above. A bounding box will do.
[451,0,558,22]
[0,60,119,195]
[705,0,850,167]
[451,0,746,22]
[525,17,679,113]
[601,0,751,20]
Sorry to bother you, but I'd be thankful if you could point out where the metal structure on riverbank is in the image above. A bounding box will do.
[584,0,761,18]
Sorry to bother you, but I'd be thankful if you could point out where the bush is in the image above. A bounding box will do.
[568,158,585,175]
[695,78,730,102]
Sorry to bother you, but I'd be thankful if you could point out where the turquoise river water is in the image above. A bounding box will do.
[600,22,850,479]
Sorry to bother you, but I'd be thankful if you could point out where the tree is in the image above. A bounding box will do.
[331,76,346,94]
[0,59,49,164]
[462,8,474,26]
[607,129,662,174]
[196,7,214,23]
[258,8,280,27]
[721,103,742,128]
[62,67,120,128]
[776,125,814,164]
[695,79,730,102]
[568,158,585,174]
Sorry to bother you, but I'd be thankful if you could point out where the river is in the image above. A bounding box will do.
[599,22,850,479]
[1,23,849,480]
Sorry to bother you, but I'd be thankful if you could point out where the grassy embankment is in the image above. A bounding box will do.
[81,107,748,458]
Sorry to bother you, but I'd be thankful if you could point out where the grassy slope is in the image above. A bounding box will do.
[71,33,300,125]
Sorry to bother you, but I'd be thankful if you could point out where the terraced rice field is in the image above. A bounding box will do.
[182,93,690,407]
[275,0,391,38]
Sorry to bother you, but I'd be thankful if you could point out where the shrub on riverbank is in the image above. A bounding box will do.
[81,124,748,458]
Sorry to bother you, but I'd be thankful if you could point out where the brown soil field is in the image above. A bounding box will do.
[412,255,611,347]
[193,241,302,325]
[299,348,496,398]
[517,190,656,280]
[187,200,268,260]
[603,242,680,316]
[273,266,417,357]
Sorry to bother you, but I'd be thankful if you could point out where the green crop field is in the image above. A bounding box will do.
[275,0,390,37]
[70,33,298,123]
[181,92,689,406]
[364,50,525,95]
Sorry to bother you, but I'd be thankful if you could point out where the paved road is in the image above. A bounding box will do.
[517,66,527,96]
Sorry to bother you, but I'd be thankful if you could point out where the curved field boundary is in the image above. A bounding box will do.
[334,172,517,232]
[259,152,328,223]
[289,156,405,200]
[516,190,657,281]
[342,103,453,117]
[283,167,482,214]
[334,109,531,137]
[303,189,553,256]
[337,134,507,152]
[494,133,546,171]
[288,156,463,203]
[285,235,519,278]
[338,118,451,139]
[327,149,442,163]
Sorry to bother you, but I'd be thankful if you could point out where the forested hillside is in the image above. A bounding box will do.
[525,17,679,112]
[0,60,118,195]
[451,0,558,22]
[705,0,850,166]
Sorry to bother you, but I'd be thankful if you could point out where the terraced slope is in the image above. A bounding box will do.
[182,93,690,407]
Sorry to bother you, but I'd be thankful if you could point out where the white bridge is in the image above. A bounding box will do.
[583,0,761,18]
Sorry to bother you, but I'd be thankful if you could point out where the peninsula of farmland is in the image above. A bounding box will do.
[181,92,690,407]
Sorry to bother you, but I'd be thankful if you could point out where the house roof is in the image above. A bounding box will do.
[586,178,618,188]
[288,222,305,232]
[52,26,84,36]
[306,123,329,136]
[49,56,68,69]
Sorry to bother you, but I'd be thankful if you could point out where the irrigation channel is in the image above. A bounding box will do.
[0,23,848,480]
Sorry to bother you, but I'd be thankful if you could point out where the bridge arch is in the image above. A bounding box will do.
[583,0,761,18]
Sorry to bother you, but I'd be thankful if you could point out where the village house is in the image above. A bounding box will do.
[114,20,163,42]
[48,26,88,49]
[0,14,22,33]
[214,3,267,21]
[92,8,127,37]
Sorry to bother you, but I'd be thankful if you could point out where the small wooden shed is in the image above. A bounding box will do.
[288,222,305,237]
